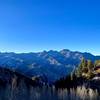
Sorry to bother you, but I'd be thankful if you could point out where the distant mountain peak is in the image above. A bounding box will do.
[60,49,70,52]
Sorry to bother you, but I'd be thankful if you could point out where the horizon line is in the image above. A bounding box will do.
[0,49,99,56]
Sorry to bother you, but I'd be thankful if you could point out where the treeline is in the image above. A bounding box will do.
[75,58,100,79]
[55,58,100,88]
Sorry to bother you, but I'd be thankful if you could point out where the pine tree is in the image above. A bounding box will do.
[87,60,94,71]
[81,58,88,73]
[86,60,94,79]
[76,58,87,77]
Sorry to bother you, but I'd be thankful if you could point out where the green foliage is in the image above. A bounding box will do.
[76,58,87,77]
[87,60,94,70]
[76,58,94,79]
[94,60,100,66]
[86,71,95,79]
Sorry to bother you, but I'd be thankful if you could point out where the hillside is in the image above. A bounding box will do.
[0,49,100,82]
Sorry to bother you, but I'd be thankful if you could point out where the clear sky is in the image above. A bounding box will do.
[0,0,100,55]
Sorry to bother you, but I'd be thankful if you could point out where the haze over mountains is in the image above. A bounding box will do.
[0,49,100,82]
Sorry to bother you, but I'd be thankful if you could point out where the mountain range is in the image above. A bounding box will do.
[0,49,100,82]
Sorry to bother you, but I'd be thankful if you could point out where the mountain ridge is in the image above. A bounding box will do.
[0,49,99,56]
[0,49,100,82]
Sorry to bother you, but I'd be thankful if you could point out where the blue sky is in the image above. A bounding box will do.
[0,0,100,55]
